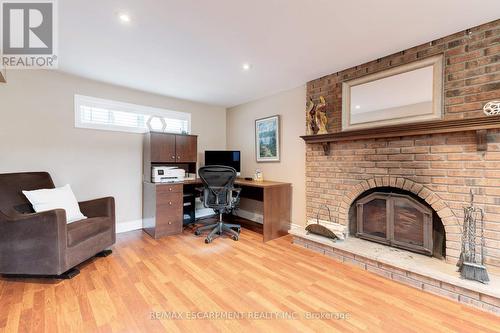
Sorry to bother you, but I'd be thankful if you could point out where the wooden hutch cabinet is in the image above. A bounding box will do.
[142,132,197,239]
[147,132,197,164]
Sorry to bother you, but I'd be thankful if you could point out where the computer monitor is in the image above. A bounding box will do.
[204,150,241,175]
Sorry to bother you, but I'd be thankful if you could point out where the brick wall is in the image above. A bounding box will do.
[307,19,499,132]
[305,20,500,268]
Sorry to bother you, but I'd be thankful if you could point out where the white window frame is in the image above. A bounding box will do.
[74,94,191,134]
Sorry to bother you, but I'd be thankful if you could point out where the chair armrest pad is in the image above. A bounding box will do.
[0,208,66,223]
[79,197,115,218]
[231,187,242,204]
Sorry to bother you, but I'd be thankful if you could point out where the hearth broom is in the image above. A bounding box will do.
[458,191,489,283]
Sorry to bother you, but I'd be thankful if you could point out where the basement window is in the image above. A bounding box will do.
[74,94,191,134]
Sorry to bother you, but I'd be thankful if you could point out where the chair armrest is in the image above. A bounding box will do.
[195,187,205,201]
[0,209,68,275]
[232,187,241,197]
[79,197,115,219]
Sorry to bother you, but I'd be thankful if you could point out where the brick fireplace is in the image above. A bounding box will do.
[304,19,500,269]
[305,131,500,267]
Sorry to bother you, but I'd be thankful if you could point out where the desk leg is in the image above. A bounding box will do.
[263,185,291,242]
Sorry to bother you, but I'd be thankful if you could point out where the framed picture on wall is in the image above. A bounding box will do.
[255,115,280,162]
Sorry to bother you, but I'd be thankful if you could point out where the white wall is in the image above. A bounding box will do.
[227,85,306,226]
[0,70,305,229]
[0,70,226,226]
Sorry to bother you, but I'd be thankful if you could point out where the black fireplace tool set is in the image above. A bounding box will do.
[457,190,489,284]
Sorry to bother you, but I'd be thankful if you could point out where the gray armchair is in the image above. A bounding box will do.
[0,172,115,278]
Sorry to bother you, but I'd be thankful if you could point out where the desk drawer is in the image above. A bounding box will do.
[157,183,183,194]
[157,191,182,207]
[156,215,182,236]
[156,205,182,237]
[156,191,182,236]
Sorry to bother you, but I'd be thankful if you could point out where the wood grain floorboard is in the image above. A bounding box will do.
[0,228,499,333]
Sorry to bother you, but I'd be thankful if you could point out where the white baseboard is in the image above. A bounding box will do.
[237,211,297,230]
[196,208,216,219]
[290,223,303,231]
[116,219,143,233]
[236,209,263,224]
[115,216,296,234]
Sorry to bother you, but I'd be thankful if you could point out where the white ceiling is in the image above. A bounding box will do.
[59,0,500,107]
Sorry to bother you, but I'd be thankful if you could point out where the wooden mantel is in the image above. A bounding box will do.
[301,117,500,154]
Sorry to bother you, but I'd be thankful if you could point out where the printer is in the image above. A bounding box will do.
[151,166,185,183]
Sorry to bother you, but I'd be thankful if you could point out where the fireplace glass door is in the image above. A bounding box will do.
[359,197,388,242]
[356,192,433,255]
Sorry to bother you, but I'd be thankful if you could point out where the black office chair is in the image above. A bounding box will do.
[194,165,241,243]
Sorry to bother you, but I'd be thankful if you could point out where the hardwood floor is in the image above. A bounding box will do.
[1,228,499,333]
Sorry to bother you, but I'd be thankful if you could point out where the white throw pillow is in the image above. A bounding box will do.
[22,184,87,223]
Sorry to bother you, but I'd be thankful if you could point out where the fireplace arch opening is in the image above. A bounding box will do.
[348,187,446,259]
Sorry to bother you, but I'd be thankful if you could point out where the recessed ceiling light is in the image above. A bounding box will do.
[355,105,361,109]
[118,13,130,23]
[242,63,252,71]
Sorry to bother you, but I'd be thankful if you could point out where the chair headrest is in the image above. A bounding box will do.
[198,166,236,189]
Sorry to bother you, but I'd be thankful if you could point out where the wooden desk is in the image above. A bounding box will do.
[184,178,289,188]
[144,179,291,242]
[245,180,291,242]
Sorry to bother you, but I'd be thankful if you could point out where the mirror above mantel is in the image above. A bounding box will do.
[342,54,443,131]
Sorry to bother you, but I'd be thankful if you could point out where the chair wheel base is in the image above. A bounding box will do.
[194,230,201,236]
[205,238,212,244]
[232,235,239,241]
[95,249,112,257]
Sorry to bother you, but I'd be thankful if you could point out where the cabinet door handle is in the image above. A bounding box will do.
[171,155,175,159]
[169,201,172,205]
[177,155,181,160]
[168,221,172,225]
[169,188,173,191]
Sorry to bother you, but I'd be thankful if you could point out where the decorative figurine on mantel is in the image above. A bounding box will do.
[306,96,328,135]
[315,96,328,134]
[306,98,318,135]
